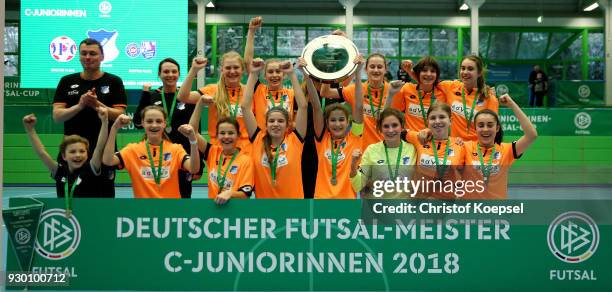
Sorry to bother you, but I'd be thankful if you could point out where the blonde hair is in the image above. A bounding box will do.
[214,51,245,117]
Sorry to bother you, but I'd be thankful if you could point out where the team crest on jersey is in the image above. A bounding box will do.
[100,86,110,94]
[261,154,288,168]
[447,149,455,156]
[229,165,238,174]
[141,166,170,179]
[494,151,501,160]
[402,157,411,164]
[325,150,346,162]
[163,152,171,161]
[177,102,186,110]
[154,101,162,105]
[70,84,79,89]
[139,155,147,160]
[477,100,485,106]
[376,159,385,164]
[410,95,416,99]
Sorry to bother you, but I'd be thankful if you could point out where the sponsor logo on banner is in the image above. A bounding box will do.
[87,29,119,63]
[98,1,112,17]
[49,36,77,62]
[35,208,81,260]
[125,42,140,58]
[141,41,157,59]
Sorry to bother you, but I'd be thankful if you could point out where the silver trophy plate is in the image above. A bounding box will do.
[301,35,359,83]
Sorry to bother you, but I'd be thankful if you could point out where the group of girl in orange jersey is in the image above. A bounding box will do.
[26,16,537,202]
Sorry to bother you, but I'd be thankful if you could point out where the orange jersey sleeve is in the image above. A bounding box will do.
[314,131,363,199]
[250,129,305,198]
[462,141,518,199]
[118,140,186,198]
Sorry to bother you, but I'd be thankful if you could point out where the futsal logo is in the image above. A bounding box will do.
[50,36,77,62]
[496,84,509,96]
[547,211,599,263]
[99,1,112,17]
[577,85,591,99]
[574,112,591,130]
[35,209,82,260]
[15,228,32,245]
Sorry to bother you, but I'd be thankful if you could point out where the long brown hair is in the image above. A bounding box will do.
[263,107,290,165]
[462,54,492,101]
[214,51,245,118]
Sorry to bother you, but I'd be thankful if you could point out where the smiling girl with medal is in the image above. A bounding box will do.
[242,58,308,199]
[386,56,453,132]
[306,55,365,199]
[23,108,110,215]
[242,17,297,130]
[188,95,255,204]
[133,58,201,198]
[462,94,537,199]
[178,52,252,152]
[404,103,466,199]
[439,55,499,141]
[350,108,416,199]
[319,50,395,150]
[102,106,200,198]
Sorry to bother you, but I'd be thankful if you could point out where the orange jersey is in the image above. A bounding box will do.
[250,129,305,199]
[253,83,295,130]
[462,141,520,199]
[314,129,363,199]
[439,80,499,141]
[118,140,188,198]
[203,145,254,199]
[406,131,465,199]
[392,82,451,131]
[342,82,398,150]
[198,84,252,152]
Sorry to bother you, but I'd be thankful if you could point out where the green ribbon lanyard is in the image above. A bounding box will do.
[64,175,80,216]
[268,90,285,109]
[417,87,436,126]
[145,139,164,188]
[367,83,384,118]
[270,142,282,186]
[330,138,344,185]
[161,89,177,123]
[227,87,241,119]
[461,87,479,134]
[431,138,450,179]
[476,144,496,185]
[217,150,239,190]
[384,141,403,180]
[321,98,327,113]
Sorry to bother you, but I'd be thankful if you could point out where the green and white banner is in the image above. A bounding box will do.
[5,198,611,291]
